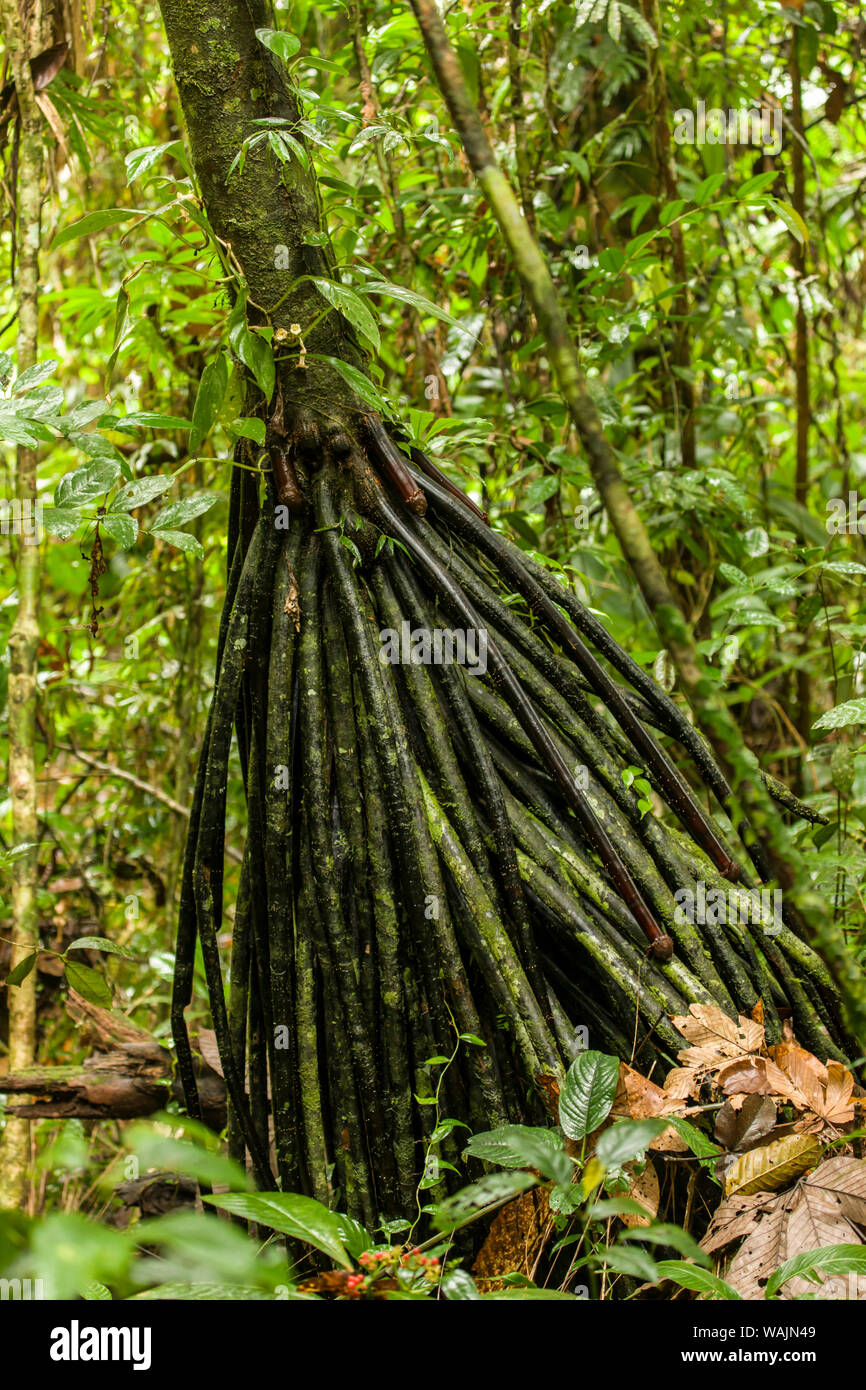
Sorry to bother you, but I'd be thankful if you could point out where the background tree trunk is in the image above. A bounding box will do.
[0,0,44,1213]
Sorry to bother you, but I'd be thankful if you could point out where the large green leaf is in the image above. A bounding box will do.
[101,514,138,549]
[813,699,866,733]
[463,1125,572,1184]
[50,208,140,251]
[203,1193,353,1268]
[558,1050,620,1141]
[190,353,229,453]
[656,1260,742,1300]
[765,1244,866,1298]
[127,1129,253,1193]
[66,935,140,961]
[595,1118,668,1171]
[255,27,301,61]
[228,301,274,400]
[13,360,59,393]
[152,529,205,557]
[308,277,379,354]
[55,459,121,507]
[363,280,475,340]
[151,493,218,531]
[113,475,175,511]
[306,353,395,418]
[64,960,112,1008]
[130,1284,284,1295]
[432,1171,537,1232]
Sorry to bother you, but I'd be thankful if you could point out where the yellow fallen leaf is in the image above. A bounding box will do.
[725,1133,822,1198]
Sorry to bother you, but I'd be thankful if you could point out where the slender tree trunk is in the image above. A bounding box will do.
[641,0,695,471]
[0,0,44,1211]
[789,29,813,788]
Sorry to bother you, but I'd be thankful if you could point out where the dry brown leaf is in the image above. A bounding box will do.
[671,1003,764,1057]
[701,1192,778,1254]
[669,1005,765,1101]
[770,1040,827,1085]
[612,1063,689,1152]
[780,1187,862,1300]
[724,1202,788,1299]
[613,1063,667,1118]
[717,1057,771,1095]
[472,1188,550,1286]
[663,1067,700,1100]
[725,1133,822,1197]
[801,1155,866,1227]
[619,1161,660,1229]
[711,1156,866,1299]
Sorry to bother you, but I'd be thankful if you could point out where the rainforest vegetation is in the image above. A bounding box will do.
[1,0,866,1306]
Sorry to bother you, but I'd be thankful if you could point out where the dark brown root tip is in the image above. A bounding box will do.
[328,429,353,459]
[650,935,674,963]
[406,488,427,516]
[293,412,321,460]
[721,857,740,882]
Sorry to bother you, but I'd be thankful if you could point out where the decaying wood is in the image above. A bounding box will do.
[0,991,226,1126]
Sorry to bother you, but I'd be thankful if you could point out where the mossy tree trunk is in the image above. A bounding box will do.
[0,0,45,1212]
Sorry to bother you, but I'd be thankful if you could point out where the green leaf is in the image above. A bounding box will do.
[127,1127,253,1194]
[363,280,475,341]
[595,1118,668,1170]
[101,514,138,549]
[190,353,229,453]
[558,1050,620,1141]
[255,27,301,61]
[6,952,37,986]
[590,1245,659,1282]
[13,360,59,393]
[132,1283,310,1300]
[432,1171,537,1232]
[765,1243,866,1298]
[483,1286,577,1300]
[114,475,175,511]
[655,1260,742,1300]
[463,1125,572,1185]
[64,960,112,1008]
[152,529,205,557]
[813,699,866,733]
[228,302,275,400]
[55,459,121,508]
[125,141,185,184]
[306,354,395,418]
[332,1213,371,1261]
[759,197,809,244]
[228,416,266,445]
[40,507,83,540]
[66,935,140,961]
[619,1223,711,1266]
[441,1269,481,1300]
[50,208,139,251]
[0,412,49,446]
[114,412,191,431]
[309,277,380,354]
[152,493,218,531]
[203,1193,353,1269]
[68,431,125,465]
[82,1282,113,1300]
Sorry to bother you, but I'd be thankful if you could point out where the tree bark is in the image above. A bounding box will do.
[0,0,44,1212]
[157,0,367,425]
